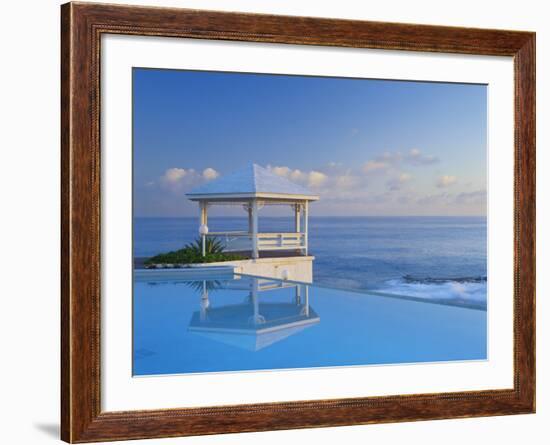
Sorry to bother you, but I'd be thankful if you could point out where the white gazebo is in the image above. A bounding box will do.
[186,164,319,259]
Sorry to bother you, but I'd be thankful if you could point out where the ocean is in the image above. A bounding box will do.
[134,216,487,309]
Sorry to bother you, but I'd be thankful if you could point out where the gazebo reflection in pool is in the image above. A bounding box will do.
[188,276,320,351]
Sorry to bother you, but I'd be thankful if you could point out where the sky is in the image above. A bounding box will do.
[133,68,487,217]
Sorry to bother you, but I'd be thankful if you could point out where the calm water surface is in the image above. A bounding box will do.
[133,274,486,376]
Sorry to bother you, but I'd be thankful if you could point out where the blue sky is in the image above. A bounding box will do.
[133,68,487,217]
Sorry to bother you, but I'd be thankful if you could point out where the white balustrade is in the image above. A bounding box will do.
[206,231,306,253]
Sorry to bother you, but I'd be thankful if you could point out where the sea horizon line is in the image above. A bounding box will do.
[134,215,487,219]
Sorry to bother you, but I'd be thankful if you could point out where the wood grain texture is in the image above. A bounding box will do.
[60,2,536,442]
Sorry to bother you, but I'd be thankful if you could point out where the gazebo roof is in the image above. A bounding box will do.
[186,164,319,201]
[188,303,320,351]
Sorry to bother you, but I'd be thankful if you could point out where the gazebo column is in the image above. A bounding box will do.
[251,199,259,259]
[304,285,310,316]
[247,203,253,234]
[250,277,263,324]
[199,201,209,256]
[200,280,210,321]
[303,201,309,255]
[295,284,301,305]
[294,203,301,234]
[200,201,209,226]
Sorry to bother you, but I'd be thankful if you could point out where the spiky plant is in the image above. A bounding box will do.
[189,237,225,255]
[184,279,225,294]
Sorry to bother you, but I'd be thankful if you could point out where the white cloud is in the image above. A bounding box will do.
[455,189,486,204]
[406,148,439,165]
[417,192,452,206]
[159,167,203,192]
[377,151,403,164]
[414,189,487,214]
[386,181,400,191]
[270,166,291,177]
[363,160,388,173]
[436,175,458,188]
[162,167,190,183]
[268,163,373,194]
[363,147,437,172]
[266,165,328,189]
[308,171,328,188]
[386,172,412,191]
[289,169,305,181]
[335,174,360,190]
[160,166,219,190]
[202,167,219,180]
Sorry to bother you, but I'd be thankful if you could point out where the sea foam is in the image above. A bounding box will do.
[378,276,487,309]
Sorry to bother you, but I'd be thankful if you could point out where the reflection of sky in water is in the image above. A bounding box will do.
[133,274,486,376]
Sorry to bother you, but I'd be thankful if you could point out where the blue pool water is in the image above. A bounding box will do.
[133,273,486,376]
[134,216,487,308]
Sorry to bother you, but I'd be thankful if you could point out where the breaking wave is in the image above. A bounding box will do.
[377,275,487,310]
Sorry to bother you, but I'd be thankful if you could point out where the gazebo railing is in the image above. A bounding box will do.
[207,231,306,253]
[206,231,250,252]
[217,278,299,292]
[257,233,305,250]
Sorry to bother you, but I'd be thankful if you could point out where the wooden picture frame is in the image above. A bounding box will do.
[61,2,535,442]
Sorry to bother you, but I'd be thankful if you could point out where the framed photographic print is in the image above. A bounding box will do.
[61,2,535,442]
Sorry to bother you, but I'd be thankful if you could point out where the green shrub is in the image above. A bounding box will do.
[144,237,244,266]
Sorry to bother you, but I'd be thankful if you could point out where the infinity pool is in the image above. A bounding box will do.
[133,272,486,376]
